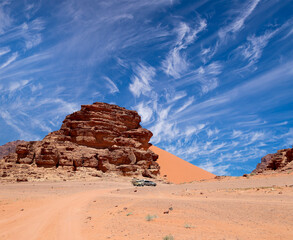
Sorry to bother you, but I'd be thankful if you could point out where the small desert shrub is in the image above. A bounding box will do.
[184,223,195,228]
[145,214,157,221]
[163,235,174,240]
[126,212,133,216]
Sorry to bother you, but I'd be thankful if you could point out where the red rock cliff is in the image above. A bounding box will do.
[2,102,160,178]
[252,147,293,174]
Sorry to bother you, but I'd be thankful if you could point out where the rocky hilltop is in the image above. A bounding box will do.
[252,147,293,174]
[0,102,160,181]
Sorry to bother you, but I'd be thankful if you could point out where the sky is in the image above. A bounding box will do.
[0,0,293,176]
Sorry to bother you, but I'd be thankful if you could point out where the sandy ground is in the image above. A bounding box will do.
[1,174,293,240]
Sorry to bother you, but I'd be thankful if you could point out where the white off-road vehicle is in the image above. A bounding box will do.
[131,178,157,187]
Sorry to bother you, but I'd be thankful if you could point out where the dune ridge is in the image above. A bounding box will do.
[150,145,215,184]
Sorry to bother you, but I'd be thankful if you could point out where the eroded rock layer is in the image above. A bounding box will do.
[0,140,26,159]
[1,102,159,178]
[252,147,293,174]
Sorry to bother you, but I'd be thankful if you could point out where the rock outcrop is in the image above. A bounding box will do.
[0,140,26,159]
[252,147,293,174]
[1,102,160,179]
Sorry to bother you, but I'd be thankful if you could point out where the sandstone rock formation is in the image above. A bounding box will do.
[1,102,160,180]
[252,147,293,174]
[0,140,26,159]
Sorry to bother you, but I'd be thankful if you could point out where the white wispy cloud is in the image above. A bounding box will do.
[230,130,267,146]
[238,30,277,68]
[129,63,156,97]
[165,90,187,103]
[149,104,181,144]
[200,62,222,75]
[0,110,39,140]
[230,60,293,100]
[280,128,293,146]
[0,1,12,34]
[162,17,207,78]
[134,101,154,124]
[150,119,179,144]
[30,83,43,92]
[164,136,228,162]
[176,59,293,125]
[0,86,80,141]
[104,76,119,94]
[175,96,194,113]
[207,128,219,138]
[232,130,243,138]
[8,79,30,92]
[159,124,226,158]
[101,13,134,23]
[0,46,10,56]
[237,19,293,69]
[184,124,206,137]
[25,33,42,50]
[24,2,41,20]
[281,27,293,40]
[201,78,218,94]
[142,96,209,145]
[200,0,261,63]
[207,142,227,153]
[21,18,45,50]
[162,47,189,79]
[26,18,45,31]
[196,61,222,94]
[219,0,261,40]
[51,98,80,116]
[0,51,51,79]
[30,118,52,133]
[0,52,18,69]
[173,95,230,124]
[200,41,219,64]
[201,47,211,56]
[51,0,172,69]
[172,61,222,95]
[116,57,129,69]
[248,131,265,144]
[274,121,288,126]
[199,161,230,176]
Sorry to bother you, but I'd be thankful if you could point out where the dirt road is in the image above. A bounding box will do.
[1,175,293,240]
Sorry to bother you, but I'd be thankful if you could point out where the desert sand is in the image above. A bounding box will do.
[1,173,293,240]
[151,145,215,184]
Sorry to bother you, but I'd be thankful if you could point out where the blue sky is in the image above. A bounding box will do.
[0,0,293,176]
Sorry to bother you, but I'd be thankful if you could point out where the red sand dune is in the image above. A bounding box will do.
[150,145,215,184]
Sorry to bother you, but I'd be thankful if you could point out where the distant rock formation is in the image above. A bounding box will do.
[0,140,26,159]
[252,147,293,174]
[1,102,160,179]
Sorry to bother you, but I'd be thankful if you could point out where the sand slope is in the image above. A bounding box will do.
[150,145,215,183]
